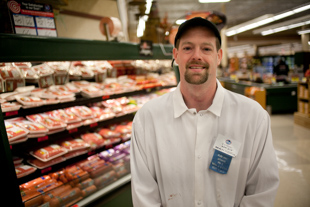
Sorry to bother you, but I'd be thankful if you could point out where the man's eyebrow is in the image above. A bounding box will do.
[181,41,215,48]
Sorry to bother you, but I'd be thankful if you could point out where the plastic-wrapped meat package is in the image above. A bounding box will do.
[30,144,68,162]
[80,85,104,98]
[4,121,29,144]
[46,109,82,124]
[89,106,115,121]
[77,155,113,178]
[7,117,48,138]
[98,148,126,164]
[101,99,124,116]
[15,164,37,178]
[0,66,25,92]
[26,113,67,131]
[96,128,121,145]
[59,138,90,152]
[27,156,66,169]
[15,95,45,107]
[65,106,94,120]
[31,63,54,77]
[80,133,105,149]
[13,156,23,166]
[49,83,80,94]
[38,89,75,102]
[97,128,121,139]
[114,141,131,155]
[0,101,22,112]
[103,82,123,94]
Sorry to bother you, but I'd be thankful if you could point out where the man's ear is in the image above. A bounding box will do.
[217,48,223,66]
[173,48,178,65]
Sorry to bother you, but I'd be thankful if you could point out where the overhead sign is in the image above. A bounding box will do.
[7,0,57,37]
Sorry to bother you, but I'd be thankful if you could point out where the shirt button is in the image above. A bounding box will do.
[197,155,201,159]
[200,113,203,116]
[197,200,202,205]
[193,112,196,115]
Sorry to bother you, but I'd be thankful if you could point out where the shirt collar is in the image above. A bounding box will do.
[173,79,225,118]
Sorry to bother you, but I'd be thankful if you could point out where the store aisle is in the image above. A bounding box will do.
[91,114,310,207]
[272,114,310,207]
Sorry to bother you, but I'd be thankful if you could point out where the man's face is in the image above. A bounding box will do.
[173,27,222,85]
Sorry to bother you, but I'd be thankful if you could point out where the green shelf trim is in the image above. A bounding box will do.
[0,34,173,62]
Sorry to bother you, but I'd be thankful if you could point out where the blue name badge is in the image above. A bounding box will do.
[209,149,232,174]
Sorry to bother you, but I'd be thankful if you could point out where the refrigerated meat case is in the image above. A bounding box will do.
[0,33,174,207]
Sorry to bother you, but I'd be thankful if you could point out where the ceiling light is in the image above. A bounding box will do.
[199,0,230,3]
[253,15,310,34]
[297,29,310,35]
[176,19,186,25]
[260,19,310,36]
[225,2,310,36]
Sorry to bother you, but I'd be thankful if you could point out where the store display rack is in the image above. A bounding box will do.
[0,33,174,207]
[294,79,310,129]
[218,77,298,114]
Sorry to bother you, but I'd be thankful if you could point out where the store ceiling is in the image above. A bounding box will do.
[152,0,310,48]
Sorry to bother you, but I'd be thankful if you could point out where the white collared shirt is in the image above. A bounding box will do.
[130,79,279,207]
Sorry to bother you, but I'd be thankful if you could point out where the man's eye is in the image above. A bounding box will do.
[183,47,192,51]
[203,48,211,51]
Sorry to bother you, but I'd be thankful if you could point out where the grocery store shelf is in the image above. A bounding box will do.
[0,34,173,62]
[2,85,175,119]
[75,174,131,207]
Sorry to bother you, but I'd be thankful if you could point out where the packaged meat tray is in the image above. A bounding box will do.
[90,106,115,121]
[26,113,67,130]
[115,122,132,134]
[80,133,105,149]
[9,136,28,144]
[13,156,24,166]
[15,95,45,106]
[0,101,22,112]
[49,83,80,94]
[5,121,29,142]
[65,106,94,120]
[28,156,66,169]
[66,121,84,130]
[7,117,48,136]
[60,138,90,152]
[63,149,89,160]
[80,86,104,98]
[46,109,82,124]
[97,128,121,138]
[98,149,126,164]
[15,165,37,178]
[0,66,22,79]
[39,89,75,100]
[30,144,68,162]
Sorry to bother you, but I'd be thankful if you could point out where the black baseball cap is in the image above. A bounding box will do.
[174,17,222,48]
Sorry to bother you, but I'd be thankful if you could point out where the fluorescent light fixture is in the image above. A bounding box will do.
[298,29,310,35]
[136,0,153,37]
[176,19,186,25]
[226,2,310,36]
[261,19,310,36]
[137,15,149,37]
[293,4,310,13]
[145,0,153,15]
[199,0,230,2]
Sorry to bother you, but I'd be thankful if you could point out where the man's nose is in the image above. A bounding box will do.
[191,48,202,61]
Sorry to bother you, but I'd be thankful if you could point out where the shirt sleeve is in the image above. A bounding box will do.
[240,111,280,206]
[130,112,162,207]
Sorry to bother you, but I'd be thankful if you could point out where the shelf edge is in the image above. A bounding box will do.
[75,174,131,207]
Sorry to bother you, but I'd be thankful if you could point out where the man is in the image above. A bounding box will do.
[130,17,279,207]
[273,58,290,83]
